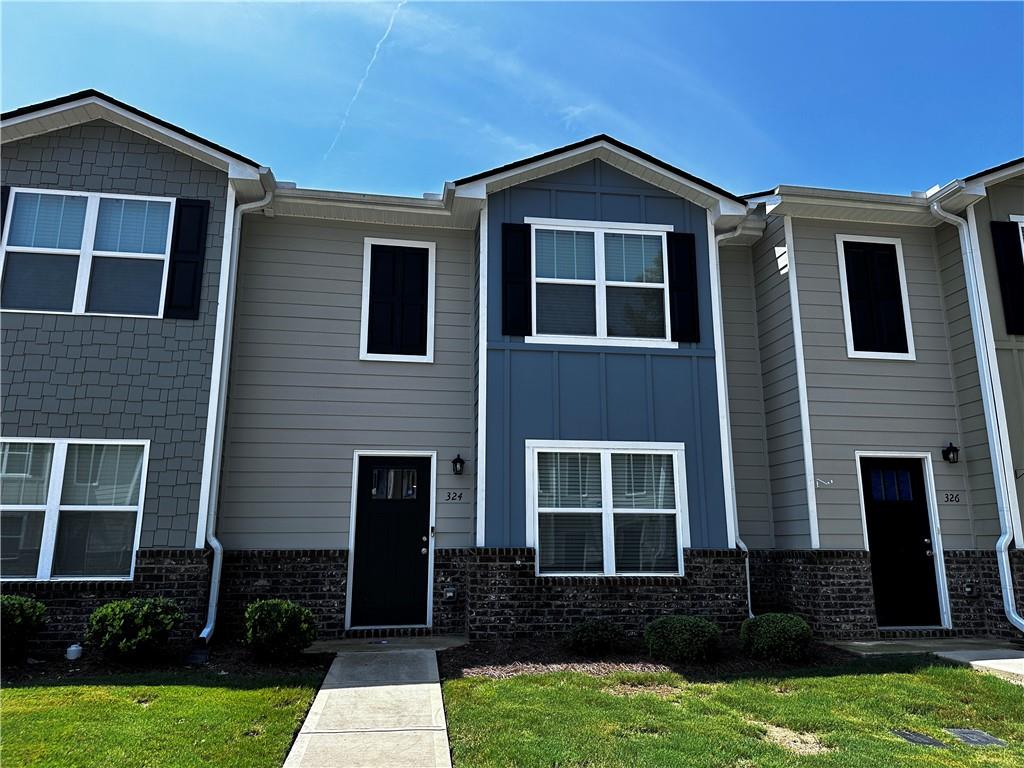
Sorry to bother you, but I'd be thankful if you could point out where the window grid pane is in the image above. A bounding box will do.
[535,283,596,336]
[62,444,144,506]
[535,229,595,280]
[1,443,54,506]
[86,256,164,316]
[94,198,172,254]
[0,252,79,312]
[604,233,664,283]
[51,509,137,577]
[612,454,675,509]
[614,513,678,573]
[7,192,87,250]
[606,286,667,339]
[0,509,45,577]
[538,512,604,573]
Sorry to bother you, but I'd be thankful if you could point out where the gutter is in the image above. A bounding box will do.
[199,176,274,644]
[929,192,1024,635]
[715,220,756,619]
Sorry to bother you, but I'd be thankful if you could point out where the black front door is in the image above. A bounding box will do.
[860,457,941,627]
[349,456,432,627]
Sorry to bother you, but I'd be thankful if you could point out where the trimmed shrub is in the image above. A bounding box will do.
[86,598,184,661]
[244,599,317,659]
[740,613,813,662]
[567,619,626,657]
[644,616,720,663]
[0,595,47,663]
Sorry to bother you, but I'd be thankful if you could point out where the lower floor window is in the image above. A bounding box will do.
[0,440,147,580]
[529,442,687,576]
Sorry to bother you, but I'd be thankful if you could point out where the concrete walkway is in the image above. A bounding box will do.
[284,649,452,768]
[832,637,1024,685]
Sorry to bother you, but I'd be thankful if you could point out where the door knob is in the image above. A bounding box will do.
[925,549,934,557]
[923,537,931,544]
[421,548,428,555]
[422,536,428,542]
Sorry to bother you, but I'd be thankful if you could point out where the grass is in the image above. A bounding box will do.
[0,669,323,768]
[443,655,1024,767]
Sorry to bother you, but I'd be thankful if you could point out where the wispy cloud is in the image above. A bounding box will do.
[323,0,407,160]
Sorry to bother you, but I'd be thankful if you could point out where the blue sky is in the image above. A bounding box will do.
[3,2,1022,197]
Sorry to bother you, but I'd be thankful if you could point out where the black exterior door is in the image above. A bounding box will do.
[860,457,941,627]
[349,456,432,627]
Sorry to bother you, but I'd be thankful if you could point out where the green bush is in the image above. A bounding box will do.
[644,616,720,663]
[244,599,317,659]
[567,619,626,657]
[0,595,47,663]
[740,613,813,662]
[86,598,184,661]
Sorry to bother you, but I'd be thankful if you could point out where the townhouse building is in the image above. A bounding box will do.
[1,91,1021,650]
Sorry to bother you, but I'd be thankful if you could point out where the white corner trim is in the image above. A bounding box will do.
[345,450,438,630]
[835,234,917,361]
[195,183,237,548]
[358,237,436,363]
[523,439,690,577]
[853,450,953,629]
[966,205,1024,546]
[785,216,820,548]
[475,202,489,547]
[707,210,737,549]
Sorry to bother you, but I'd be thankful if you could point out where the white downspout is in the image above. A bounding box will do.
[930,197,1024,634]
[716,222,754,618]
[199,180,273,643]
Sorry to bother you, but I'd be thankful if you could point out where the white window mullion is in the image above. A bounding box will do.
[600,451,615,575]
[35,441,67,580]
[662,232,672,340]
[72,196,101,314]
[595,232,608,338]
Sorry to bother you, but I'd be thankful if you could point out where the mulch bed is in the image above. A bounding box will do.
[438,638,858,681]
[1,646,334,686]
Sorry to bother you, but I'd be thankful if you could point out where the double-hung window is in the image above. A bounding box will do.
[529,219,674,345]
[359,237,436,362]
[1,188,175,317]
[836,235,915,360]
[0,439,148,580]
[527,441,688,576]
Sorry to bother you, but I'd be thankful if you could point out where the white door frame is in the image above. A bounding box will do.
[345,450,437,630]
[854,450,952,629]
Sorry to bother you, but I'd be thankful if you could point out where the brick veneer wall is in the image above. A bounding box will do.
[217,550,348,642]
[944,549,1024,639]
[1,120,228,547]
[2,549,210,654]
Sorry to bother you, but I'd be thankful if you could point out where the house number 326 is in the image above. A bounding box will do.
[445,491,464,502]
[944,493,960,503]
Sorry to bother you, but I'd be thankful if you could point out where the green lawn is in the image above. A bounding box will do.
[443,655,1024,767]
[1,670,323,768]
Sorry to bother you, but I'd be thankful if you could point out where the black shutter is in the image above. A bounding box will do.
[164,199,210,320]
[842,241,908,354]
[366,244,429,356]
[666,231,699,343]
[990,221,1024,335]
[502,222,532,337]
[0,186,10,235]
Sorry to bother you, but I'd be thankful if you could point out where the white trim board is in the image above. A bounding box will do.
[835,234,917,361]
[0,437,150,582]
[523,439,690,577]
[358,237,436,363]
[345,450,438,630]
[475,202,489,547]
[853,450,953,630]
[784,216,820,548]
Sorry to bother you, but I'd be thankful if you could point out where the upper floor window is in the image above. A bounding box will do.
[836,235,915,360]
[1,188,175,317]
[526,440,688,576]
[991,216,1024,336]
[359,237,436,362]
[1,439,147,581]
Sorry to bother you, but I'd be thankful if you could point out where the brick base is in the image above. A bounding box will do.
[2,549,211,654]
[751,548,1024,640]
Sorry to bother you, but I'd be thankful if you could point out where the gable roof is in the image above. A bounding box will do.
[1,89,263,179]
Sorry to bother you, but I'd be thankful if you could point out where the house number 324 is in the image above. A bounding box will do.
[944,493,960,503]
[445,491,464,502]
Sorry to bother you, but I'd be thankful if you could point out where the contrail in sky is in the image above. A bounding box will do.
[324,0,408,160]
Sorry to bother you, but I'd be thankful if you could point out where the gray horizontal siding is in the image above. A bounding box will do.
[791,218,974,550]
[721,243,773,547]
[753,216,810,547]
[218,216,477,550]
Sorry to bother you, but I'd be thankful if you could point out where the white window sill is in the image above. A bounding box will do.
[0,576,134,582]
[0,308,163,320]
[525,335,679,349]
[537,571,686,578]
[359,352,434,363]
[846,350,916,361]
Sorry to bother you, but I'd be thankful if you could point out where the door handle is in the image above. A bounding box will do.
[923,538,931,544]
[421,548,428,555]
[925,549,933,557]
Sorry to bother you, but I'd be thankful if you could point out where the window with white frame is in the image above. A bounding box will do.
[527,441,687,576]
[1,188,175,317]
[529,219,672,344]
[836,235,915,360]
[0,440,147,580]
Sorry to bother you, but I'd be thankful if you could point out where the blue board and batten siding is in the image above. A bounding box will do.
[483,159,728,548]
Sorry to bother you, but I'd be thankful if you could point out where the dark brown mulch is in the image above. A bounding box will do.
[438,638,857,681]
[1,645,334,686]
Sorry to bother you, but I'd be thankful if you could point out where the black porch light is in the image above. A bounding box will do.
[941,443,960,464]
[451,454,465,475]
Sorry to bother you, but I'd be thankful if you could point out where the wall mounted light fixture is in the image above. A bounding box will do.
[941,443,960,464]
[451,454,465,475]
